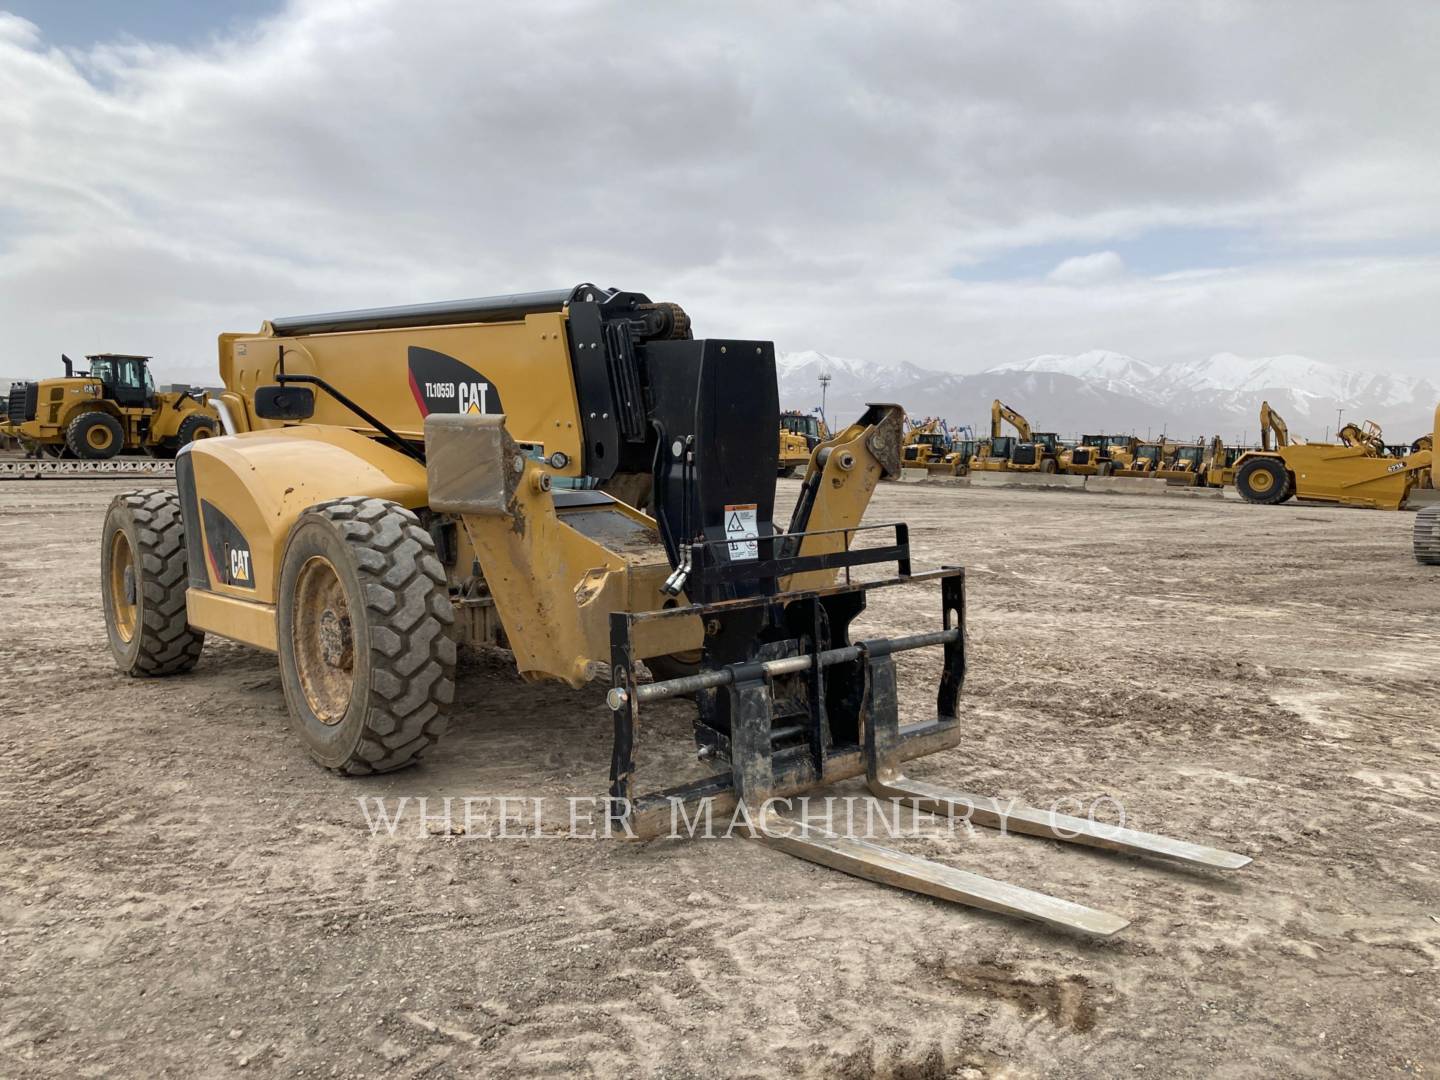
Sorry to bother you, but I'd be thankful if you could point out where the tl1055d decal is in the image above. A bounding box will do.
[201,500,255,590]
[407,347,505,417]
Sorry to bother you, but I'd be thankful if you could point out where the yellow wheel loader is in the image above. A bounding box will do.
[899,418,971,476]
[1058,434,1113,476]
[7,354,218,460]
[777,409,825,477]
[1154,441,1206,485]
[1233,401,1433,511]
[1009,431,1064,473]
[1113,441,1165,477]
[99,285,1247,935]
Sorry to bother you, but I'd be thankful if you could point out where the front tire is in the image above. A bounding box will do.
[176,412,217,448]
[1236,457,1293,505]
[68,411,124,460]
[102,489,205,675]
[278,498,456,774]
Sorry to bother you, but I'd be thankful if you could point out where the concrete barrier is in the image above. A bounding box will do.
[969,471,1086,491]
[1084,476,1169,496]
[1162,485,1226,500]
[898,467,930,483]
[1407,488,1440,509]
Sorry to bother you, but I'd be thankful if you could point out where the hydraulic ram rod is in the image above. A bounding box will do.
[627,627,960,706]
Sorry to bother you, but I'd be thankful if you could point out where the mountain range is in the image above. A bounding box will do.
[779,350,1439,445]
[8,347,1435,448]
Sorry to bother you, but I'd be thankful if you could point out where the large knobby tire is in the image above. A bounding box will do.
[176,412,218,448]
[278,497,456,774]
[1039,458,1057,473]
[68,411,125,460]
[102,489,205,675]
[1415,505,1440,565]
[1235,457,1293,505]
[1097,461,1113,477]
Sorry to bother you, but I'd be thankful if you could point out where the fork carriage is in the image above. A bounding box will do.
[607,526,1249,938]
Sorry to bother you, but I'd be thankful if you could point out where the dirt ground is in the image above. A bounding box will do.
[2,475,1437,1079]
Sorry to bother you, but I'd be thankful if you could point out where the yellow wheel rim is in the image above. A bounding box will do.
[1249,470,1274,493]
[292,556,355,724]
[191,425,213,441]
[88,424,114,450]
[108,530,138,643]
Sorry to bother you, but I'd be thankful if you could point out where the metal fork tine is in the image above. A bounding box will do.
[755,810,1130,938]
[868,775,1251,870]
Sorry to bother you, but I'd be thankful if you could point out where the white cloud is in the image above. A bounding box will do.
[1047,251,1127,285]
[0,0,1438,384]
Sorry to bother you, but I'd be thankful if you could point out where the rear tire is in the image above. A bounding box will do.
[67,411,124,460]
[1236,457,1293,505]
[277,497,456,774]
[102,489,205,675]
[1097,462,1113,477]
[1039,458,1057,473]
[1415,506,1440,565]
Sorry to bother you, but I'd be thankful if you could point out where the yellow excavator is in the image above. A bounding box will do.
[98,285,1248,935]
[1234,400,1432,510]
[971,399,1030,472]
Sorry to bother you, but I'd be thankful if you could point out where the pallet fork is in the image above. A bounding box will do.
[607,532,1249,938]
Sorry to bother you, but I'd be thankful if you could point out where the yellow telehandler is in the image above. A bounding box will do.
[1234,400,1432,510]
[6,354,218,459]
[98,285,1246,935]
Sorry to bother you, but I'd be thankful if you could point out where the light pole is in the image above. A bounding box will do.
[818,372,832,429]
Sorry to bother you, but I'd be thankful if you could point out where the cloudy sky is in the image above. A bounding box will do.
[1,0,1437,385]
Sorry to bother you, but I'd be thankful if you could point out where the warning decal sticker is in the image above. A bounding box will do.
[724,502,759,561]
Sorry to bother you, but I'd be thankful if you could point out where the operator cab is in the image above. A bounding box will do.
[86,354,155,409]
[780,411,823,449]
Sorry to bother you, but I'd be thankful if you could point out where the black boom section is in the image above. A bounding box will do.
[645,338,780,598]
[269,289,579,336]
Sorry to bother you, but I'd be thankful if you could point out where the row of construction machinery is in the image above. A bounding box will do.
[864,398,1435,512]
[4,354,219,459]
[99,285,1251,938]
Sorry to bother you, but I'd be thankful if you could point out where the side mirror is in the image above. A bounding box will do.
[254,385,316,421]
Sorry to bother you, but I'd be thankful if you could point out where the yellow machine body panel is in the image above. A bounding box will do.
[181,426,427,645]
[778,428,811,472]
[1235,443,1430,510]
[219,313,586,477]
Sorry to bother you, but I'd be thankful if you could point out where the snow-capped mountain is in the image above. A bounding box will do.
[780,350,1439,443]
